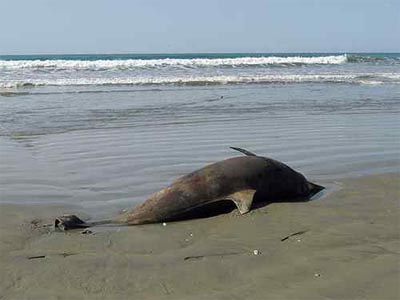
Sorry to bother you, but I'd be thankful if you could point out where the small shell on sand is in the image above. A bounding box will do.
[162,222,167,227]
[253,249,260,255]
[81,229,94,235]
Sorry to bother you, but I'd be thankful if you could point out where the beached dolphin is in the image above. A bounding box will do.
[55,147,324,230]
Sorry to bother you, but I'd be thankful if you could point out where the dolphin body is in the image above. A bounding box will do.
[55,147,324,230]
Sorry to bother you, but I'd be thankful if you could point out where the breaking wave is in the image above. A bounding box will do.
[0,55,347,71]
[2,73,399,88]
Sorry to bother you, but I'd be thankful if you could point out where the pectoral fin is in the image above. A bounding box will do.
[226,189,257,214]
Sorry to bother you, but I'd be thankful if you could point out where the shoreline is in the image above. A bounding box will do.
[1,172,399,299]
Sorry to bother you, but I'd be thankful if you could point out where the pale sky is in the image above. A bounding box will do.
[0,0,399,54]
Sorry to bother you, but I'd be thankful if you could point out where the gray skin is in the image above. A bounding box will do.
[54,147,324,230]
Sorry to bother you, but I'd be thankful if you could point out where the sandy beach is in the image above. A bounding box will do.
[0,173,398,300]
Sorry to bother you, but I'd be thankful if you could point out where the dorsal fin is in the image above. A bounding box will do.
[230,147,257,156]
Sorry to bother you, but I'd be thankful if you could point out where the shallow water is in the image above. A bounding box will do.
[1,82,399,217]
[1,53,399,217]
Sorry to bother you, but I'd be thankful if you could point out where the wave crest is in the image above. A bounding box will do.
[0,55,347,71]
[2,73,399,88]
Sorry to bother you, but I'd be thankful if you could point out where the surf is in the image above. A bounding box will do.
[0,55,348,71]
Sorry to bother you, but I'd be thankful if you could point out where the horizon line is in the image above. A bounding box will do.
[0,51,399,57]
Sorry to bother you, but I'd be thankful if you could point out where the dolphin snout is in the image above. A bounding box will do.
[308,181,325,197]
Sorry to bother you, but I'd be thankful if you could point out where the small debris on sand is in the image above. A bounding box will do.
[28,255,46,260]
[280,230,308,242]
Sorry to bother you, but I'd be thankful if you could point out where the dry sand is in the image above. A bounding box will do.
[0,173,399,300]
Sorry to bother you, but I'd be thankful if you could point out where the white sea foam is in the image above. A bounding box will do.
[2,72,399,88]
[0,55,348,70]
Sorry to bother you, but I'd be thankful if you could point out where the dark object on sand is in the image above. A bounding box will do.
[55,147,324,230]
[55,215,90,231]
[280,230,308,242]
[28,255,46,260]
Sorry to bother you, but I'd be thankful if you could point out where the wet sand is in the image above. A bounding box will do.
[0,173,399,300]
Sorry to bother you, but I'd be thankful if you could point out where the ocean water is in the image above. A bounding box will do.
[0,53,399,216]
[1,53,400,89]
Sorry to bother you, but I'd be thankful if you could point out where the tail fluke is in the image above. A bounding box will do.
[54,215,118,231]
[54,215,89,231]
